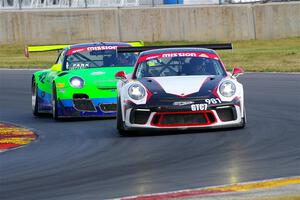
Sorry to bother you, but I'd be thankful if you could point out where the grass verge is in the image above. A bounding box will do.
[254,196,300,200]
[0,37,299,72]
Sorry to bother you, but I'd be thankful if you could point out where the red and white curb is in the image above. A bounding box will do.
[0,122,37,153]
[113,176,300,200]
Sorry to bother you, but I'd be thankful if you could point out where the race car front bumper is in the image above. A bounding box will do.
[57,97,117,117]
[122,104,244,130]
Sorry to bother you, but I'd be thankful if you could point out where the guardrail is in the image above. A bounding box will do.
[1,0,298,9]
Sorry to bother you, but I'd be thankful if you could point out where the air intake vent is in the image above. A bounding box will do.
[216,106,237,122]
[73,99,96,112]
[73,94,89,99]
[130,109,151,124]
[100,103,117,112]
[57,72,69,77]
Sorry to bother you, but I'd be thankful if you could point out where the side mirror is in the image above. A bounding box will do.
[232,67,244,78]
[51,64,62,72]
[115,71,127,81]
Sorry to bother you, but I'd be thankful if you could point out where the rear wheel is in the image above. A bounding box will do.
[52,84,59,120]
[117,98,128,136]
[32,78,40,116]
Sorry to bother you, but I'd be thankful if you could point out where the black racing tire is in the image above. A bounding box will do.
[116,98,128,136]
[52,84,59,120]
[240,106,247,128]
[32,78,40,116]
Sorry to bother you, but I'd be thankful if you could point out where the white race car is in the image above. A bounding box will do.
[115,45,246,135]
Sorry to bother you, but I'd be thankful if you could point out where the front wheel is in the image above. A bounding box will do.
[52,84,59,120]
[116,98,128,136]
[240,106,247,128]
[32,78,40,116]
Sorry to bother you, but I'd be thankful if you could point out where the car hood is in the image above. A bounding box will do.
[138,75,224,97]
[63,67,133,88]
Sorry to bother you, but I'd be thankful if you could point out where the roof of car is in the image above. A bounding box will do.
[139,48,216,56]
[70,42,132,49]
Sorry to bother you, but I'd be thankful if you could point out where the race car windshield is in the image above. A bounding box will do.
[135,56,226,78]
[64,50,137,70]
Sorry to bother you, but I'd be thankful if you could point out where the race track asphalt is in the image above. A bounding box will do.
[0,70,299,200]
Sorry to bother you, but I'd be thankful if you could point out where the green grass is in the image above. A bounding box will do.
[1,37,300,72]
[251,195,300,200]
[0,44,58,70]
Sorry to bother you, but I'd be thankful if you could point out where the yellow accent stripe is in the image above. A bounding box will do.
[118,176,300,200]
[127,41,144,47]
[0,128,34,135]
[211,177,300,192]
[0,138,35,145]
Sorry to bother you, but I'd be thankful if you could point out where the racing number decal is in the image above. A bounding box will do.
[191,98,222,111]
[205,98,222,104]
[191,104,208,111]
[38,72,47,84]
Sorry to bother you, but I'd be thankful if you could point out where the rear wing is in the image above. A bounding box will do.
[24,41,145,58]
[24,44,70,58]
[127,41,144,47]
[117,43,232,53]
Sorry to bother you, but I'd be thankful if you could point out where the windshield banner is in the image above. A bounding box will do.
[66,46,119,56]
[137,52,219,63]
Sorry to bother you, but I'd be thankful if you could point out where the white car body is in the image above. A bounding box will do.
[116,48,246,134]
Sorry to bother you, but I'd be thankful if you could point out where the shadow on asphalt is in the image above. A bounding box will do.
[33,113,246,137]
[118,126,246,137]
[34,113,115,122]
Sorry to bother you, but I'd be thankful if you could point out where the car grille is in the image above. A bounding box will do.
[73,99,96,112]
[161,114,206,125]
[151,111,216,127]
[151,106,192,112]
[130,109,151,124]
[99,103,117,112]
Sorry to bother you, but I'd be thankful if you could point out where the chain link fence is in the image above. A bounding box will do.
[0,0,298,9]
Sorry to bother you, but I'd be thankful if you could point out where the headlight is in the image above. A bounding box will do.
[128,84,146,100]
[70,77,84,88]
[219,81,236,97]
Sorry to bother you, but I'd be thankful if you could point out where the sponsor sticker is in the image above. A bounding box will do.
[56,83,65,88]
[67,63,89,70]
[72,48,85,54]
[191,104,208,111]
[73,63,89,67]
[66,46,118,55]
[173,101,195,106]
[162,53,197,57]
[190,98,222,111]
[87,46,117,51]
[146,55,159,60]
[199,53,209,58]
[38,72,47,84]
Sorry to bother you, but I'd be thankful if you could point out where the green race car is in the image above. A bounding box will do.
[29,41,143,119]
